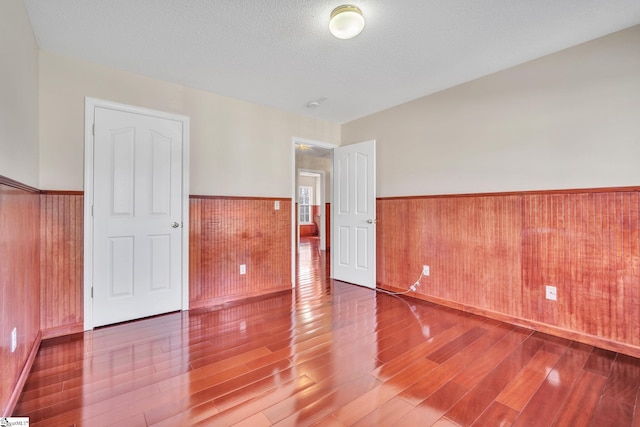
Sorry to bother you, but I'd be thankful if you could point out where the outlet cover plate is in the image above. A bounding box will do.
[423,265,430,276]
[240,264,246,275]
[545,285,557,301]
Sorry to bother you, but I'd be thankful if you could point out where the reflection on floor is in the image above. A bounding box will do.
[296,236,330,301]
[15,237,640,426]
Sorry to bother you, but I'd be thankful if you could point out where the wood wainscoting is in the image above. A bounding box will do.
[0,177,41,416]
[377,188,640,357]
[40,192,84,338]
[36,194,294,335]
[300,224,317,237]
[26,187,640,357]
[189,196,292,308]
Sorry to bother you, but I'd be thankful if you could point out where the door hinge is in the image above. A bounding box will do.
[92,123,95,136]
[91,205,94,216]
[91,287,94,298]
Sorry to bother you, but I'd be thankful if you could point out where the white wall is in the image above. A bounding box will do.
[0,1,39,187]
[183,88,338,197]
[342,26,640,197]
[39,51,340,195]
[30,23,640,197]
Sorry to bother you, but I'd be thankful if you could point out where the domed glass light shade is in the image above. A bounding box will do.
[329,5,365,40]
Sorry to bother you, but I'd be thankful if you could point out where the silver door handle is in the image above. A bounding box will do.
[171,222,180,228]
[367,219,377,224]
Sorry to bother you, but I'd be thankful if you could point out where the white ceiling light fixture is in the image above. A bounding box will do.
[306,97,328,109]
[329,5,365,40]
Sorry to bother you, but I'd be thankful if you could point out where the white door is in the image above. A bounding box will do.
[92,107,184,327]
[332,140,376,288]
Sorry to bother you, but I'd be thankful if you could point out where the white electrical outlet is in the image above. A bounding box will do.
[11,327,17,353]
[423,265,430,276]
[274,201,280,210]
[545,285,557,301]
[240,264,246,275]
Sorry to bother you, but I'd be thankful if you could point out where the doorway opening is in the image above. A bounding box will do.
[291,138,336,288]
[297,170,325,249]
[292,138,377,290]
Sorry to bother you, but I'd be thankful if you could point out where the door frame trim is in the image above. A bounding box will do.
[291,137,337,287]
[83,97,190,330]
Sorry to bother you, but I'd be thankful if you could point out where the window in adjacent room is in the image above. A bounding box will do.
[299,186,312,223]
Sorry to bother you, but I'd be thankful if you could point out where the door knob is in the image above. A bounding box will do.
[367,219,377,224]
[171,222,180,228]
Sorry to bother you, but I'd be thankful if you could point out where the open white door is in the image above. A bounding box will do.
[332,140,376,288]
[88,104,188,327]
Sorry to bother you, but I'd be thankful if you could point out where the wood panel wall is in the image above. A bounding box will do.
[189,196,292,308]
[522,192,640,348]
[0,178,41,416]
[377,189,640,356]
[28,188,640,357]
[377,195,523,316]
[40,192,84,338]
[300,224,317,237]
[35,194,294,338]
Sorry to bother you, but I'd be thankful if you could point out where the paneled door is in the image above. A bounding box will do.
[91,106,184,327]
[332,140,376,288]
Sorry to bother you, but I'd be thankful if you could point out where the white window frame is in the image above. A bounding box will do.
[299,185,313,224]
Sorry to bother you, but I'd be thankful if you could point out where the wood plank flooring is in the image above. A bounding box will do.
[14,237,640,426]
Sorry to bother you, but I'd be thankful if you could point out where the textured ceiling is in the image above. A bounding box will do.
[23,0,640,124]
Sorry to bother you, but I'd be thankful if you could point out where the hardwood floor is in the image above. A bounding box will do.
[15,237,640,426]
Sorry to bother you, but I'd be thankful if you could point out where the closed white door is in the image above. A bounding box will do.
[332,140,376,288]
[92,107,184,327]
